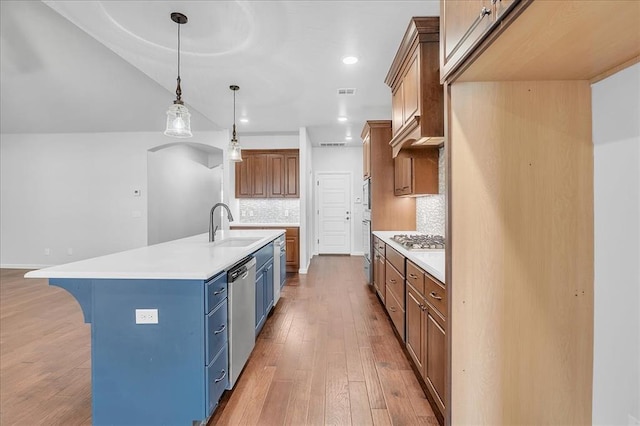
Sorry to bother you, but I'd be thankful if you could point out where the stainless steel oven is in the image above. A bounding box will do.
[363,178,371,212]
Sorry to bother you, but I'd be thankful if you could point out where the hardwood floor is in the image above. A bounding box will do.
[0,256,437,425]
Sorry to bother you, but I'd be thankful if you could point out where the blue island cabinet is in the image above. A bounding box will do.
[253,242,274,336]
[50,272,229,426]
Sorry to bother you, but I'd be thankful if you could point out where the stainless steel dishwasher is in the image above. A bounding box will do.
[227,256,256,389]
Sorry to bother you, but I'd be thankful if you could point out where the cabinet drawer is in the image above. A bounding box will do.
[253,243,274,270]
[425,274,447,319]
[206,301,228,365]
[385,260,404,310]
[206,345,228,417]
[373,236,386,253]
[385,286,405,341]
[406,261,425,296]
[386,246,405,276]
[205,273,227,314]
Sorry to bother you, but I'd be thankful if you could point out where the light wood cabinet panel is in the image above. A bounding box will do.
[407,261,425,296]
[425,274,447,319]
[385,260,404,310]
[385,246,405,276]
[385,285,405,341]
[251,155,268,198]
[235,156,253,197]
[373,248,386,303]
[363,135,371,179]
[403,55,420,125]
[392,87,404,137]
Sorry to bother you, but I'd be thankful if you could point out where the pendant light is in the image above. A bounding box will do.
[228,85,243,162]
[164,12,192,138]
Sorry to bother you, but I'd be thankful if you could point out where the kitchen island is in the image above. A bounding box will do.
[25,229,284,426]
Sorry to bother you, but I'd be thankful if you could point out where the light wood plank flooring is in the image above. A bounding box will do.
[1,256,436,425]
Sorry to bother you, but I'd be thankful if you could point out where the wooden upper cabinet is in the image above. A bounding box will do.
[362,135,371,179]
[235,149,299,198]
[441,0,494,81]
[385,17,443,157]
[267,154,285,197]
[394,148,439,196]
[284,152,299,198]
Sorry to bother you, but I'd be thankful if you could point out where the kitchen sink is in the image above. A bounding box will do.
[213,237,261,248]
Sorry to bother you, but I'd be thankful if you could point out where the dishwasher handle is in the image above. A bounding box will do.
[228,257,256,283]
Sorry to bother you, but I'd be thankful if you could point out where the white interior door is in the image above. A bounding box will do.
[317,173,351,254]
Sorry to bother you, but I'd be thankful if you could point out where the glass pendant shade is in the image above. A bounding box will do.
[229,140,242,162]
[164,103,192,138]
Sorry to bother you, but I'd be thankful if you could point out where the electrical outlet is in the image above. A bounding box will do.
[135,309,158,324]
[241,210,246,217]
[44,248,51,256]
[133,189,141,197]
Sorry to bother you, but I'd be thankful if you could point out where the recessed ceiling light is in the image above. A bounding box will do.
[239,118,249,123]
[342,56,358,65]
[338,116,348,122]
[345,136,353,141]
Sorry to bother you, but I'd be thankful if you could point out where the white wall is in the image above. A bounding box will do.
[0,130,228,267]
[312,146,364,255]
[147,144,223,245]
[592,63,640,425]
[298,127,314,273]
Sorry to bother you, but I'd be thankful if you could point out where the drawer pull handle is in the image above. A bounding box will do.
[213,324,227,335]
[409,273,418,279]
[419,303,426,311]
[389,279,396,284]
[430,291,442,301]
[214,369,227,383]
[213,288,226,296]
[389,306,396,312]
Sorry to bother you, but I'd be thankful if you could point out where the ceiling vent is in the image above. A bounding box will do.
[337,88,356,95]
[320,142,346,147]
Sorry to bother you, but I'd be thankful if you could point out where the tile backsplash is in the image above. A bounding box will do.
[416,146,446,236]
[238,199,300,223]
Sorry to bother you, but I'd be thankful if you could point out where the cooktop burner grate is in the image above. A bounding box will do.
[391,234,445,250]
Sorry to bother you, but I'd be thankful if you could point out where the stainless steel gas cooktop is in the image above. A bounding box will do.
[391,234,445,250]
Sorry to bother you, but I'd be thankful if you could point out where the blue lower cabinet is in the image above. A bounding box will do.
[76,272,229,426]
[280,252,286,289]
[255,264,266,335]
[265,260,274,313]
[206,345,229,417]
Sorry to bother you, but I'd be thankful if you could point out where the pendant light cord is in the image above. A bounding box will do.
[232,89,237,141]
[175,20,182,104]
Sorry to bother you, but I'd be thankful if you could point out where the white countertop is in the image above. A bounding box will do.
[24,230,284,281]
[373,231,445,284]
[232,223,300,228]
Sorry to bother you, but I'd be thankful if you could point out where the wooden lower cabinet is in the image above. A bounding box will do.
[231,226,299,272]
[406,284,425,371]
[373,248,386,303]
[426,309,446,414]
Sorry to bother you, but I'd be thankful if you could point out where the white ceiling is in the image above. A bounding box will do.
[0,0,440,146]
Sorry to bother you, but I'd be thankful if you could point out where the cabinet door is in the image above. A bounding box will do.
[406,285,425,372]
[284,153,299,198]
[285,233,299,272]
[255,267,266,335]
[403,55,420,125]
[235,155,252,198]
[265,260,274,313]
[392,84,404,136]
[394,156,413,195]
[374,251,386,303]
[363,136,371,179]
[251,154,268,198]
[267,154,285,197]
[426,310,446,412]
[442,0,493,77]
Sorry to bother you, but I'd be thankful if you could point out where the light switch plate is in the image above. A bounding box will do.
[135,309,158,324]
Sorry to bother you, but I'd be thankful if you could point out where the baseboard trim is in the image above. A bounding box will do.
[1,264,52,270]
[351,252,364,256]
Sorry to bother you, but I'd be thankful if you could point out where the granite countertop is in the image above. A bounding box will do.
[24,229,284,281]
[373,231,445,284]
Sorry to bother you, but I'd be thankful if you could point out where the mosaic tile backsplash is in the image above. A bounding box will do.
[238,199,300,223]
[416,146,446,236]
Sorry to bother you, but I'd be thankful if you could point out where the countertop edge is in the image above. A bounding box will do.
[24,230,285,281]
[372,231,446,284]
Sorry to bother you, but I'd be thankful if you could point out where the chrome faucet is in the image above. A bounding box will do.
[209,203,234,242]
